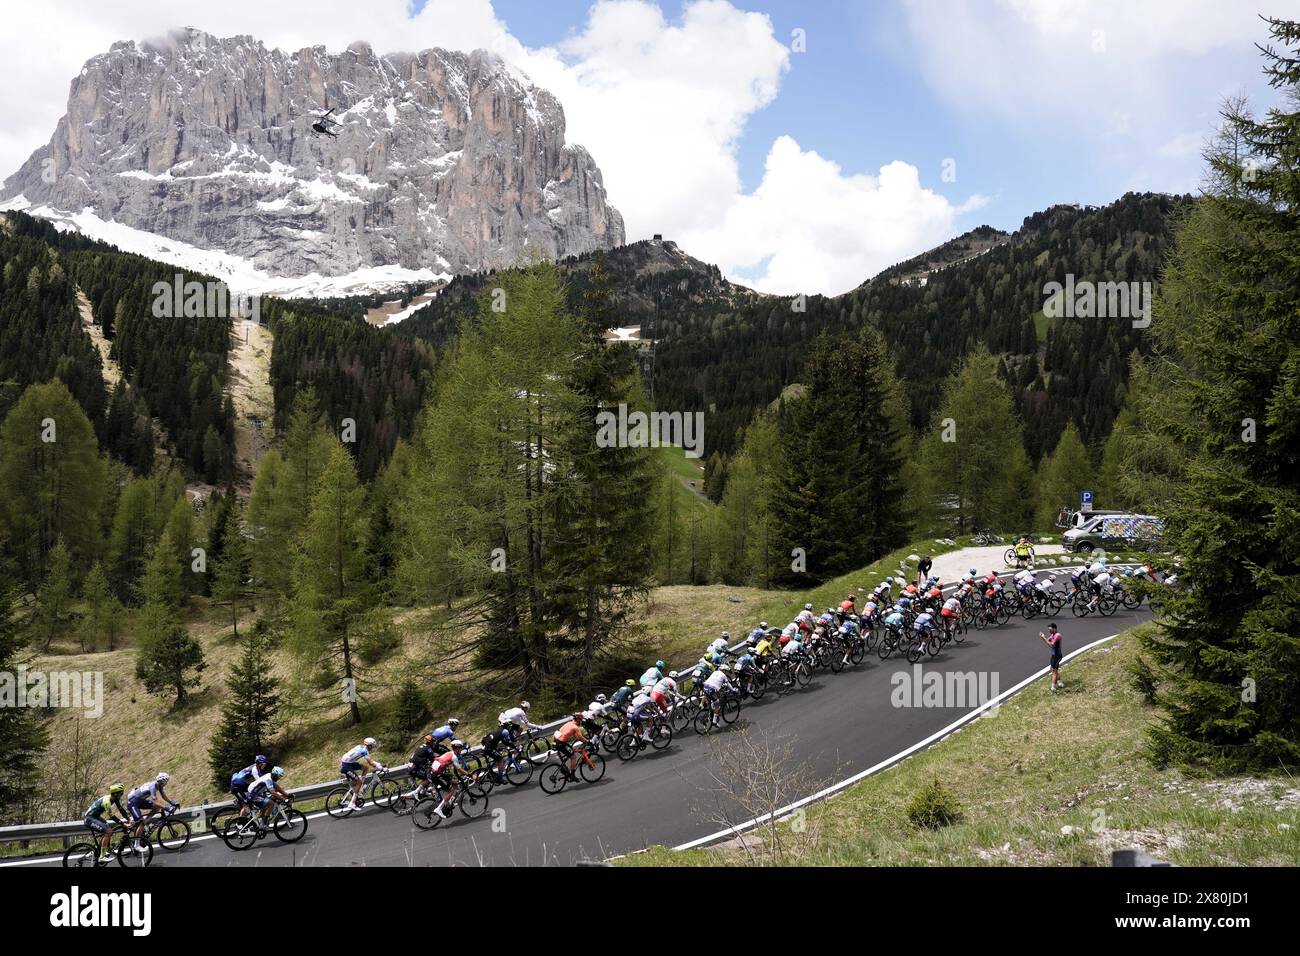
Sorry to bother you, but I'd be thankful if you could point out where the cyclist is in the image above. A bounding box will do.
[779,620,799,648]
[1013,567,1037,594]
[912,609,937,651]
[640,660,667,689]
[627,689,657,742]
[1087,567,1113,611]
[339,737,385,808]
[838,594,857,617]
[836,616,861,665]
[707,633,732,656]
[651,672,679,713]
[84,784,130,863]
[229,755,269,814]
[796,604,816,635]
[427,718,461,754]
[962,567,979,586]
[479,726,514,784]
[127,773,177,851]
[609,679,638,714]
[552,715,591,778]
[1014,536,1034,568]
[733,648,759,694]
[940,594,962,636]
[746,621,769,643]
[701,663,736,727]
[498,702,540,737]
[427,741,471,819]
[409,734,441,792]
[246,766,289,822]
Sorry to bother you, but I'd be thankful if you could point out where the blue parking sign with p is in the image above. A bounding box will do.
[1081,490,1094,511]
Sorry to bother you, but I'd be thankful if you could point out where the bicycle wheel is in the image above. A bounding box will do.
[325,786,356,818]
[62,841,100,868]
[412,796,444,829]
[1100,594,1119,617]
[579,751,606,783]
[505,750,534,787]
[372,778,403,808]
[208,806,238,835]
[524,736,552,760]
[953,621,966,644]
[222,816,261,851]
[273,807,309,843]
[154,817,191,851]
[828,648,845,673]
[926,635,941,657]
[1003,548,1016,565]
[750,672,768,699]
[1071,598,1089,617]
[878,635,894,660]
[693,707,714,736]
[650,721,673,750]
[458,786,490,820]
[115,832,153,868]
[721,696,741,724]
[794,662,811,687]
[849,639,865,665]
[615,733,639,762]
[538,763,569,794]
[670,699,695,734]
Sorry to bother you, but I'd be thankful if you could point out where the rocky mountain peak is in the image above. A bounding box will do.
[2,28,624,291]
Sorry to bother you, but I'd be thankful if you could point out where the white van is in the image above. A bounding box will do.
[1062,513,1164,553]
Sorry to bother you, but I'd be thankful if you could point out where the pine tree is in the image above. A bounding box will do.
[207,628,280,789]
[288,438,372,725]
[1131,19,1300,770]
[915,345,1034,534]
[0,586,48,823]
[0,380,107,588]
[245,449,293,602]
[33,537,73,651]
[385,676,427,750]
[79,561,123,652]
[1034,423,1093,528]
[211,508,249,639]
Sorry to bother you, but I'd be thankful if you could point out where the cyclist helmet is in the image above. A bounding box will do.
[572,713,585,722]
[155,772,170,784]
[625,678,637,687]
[720,631,730,640]
[969,567,978,576]
[669,671,678,680]
[655,660,666,670]
[848,594,857,601]
[255,754,268,764]
[520,701,531,711]
[596,693,608,704]
[108,783,125,795]
[448,717,461,728]
[450,739,466,750]
[363,737,377,748]
[804,603,813,610]
[271,766,286,779]
[423,733,434,744]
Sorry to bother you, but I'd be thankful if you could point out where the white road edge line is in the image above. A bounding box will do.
[670,629,1122,852]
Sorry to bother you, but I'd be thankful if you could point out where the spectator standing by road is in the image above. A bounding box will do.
[1039,623,1063,690]
[917,555,933,587]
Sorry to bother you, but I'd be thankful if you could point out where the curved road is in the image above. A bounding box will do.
[14,598,1150,867]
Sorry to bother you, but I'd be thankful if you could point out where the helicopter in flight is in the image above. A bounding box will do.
[310,107,342,138]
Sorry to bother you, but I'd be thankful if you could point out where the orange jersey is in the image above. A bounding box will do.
[555,720,583,743]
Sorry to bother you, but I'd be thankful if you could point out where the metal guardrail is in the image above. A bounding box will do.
[0,559,1136,852]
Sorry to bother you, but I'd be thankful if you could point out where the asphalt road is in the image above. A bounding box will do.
[16,597,1150,867]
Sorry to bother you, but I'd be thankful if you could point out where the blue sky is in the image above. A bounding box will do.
[6,0,1297,293]
[482,0,1287,238]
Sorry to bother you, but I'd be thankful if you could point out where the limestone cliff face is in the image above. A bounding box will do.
[2,28,624,279]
